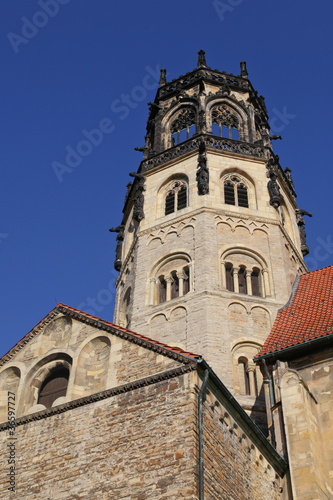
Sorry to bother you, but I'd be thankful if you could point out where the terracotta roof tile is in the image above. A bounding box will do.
[257,265,333,358]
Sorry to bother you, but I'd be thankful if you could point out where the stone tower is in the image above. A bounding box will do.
[111,51,308,422]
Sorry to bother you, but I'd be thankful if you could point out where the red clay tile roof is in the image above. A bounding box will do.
[0,303,201,364]
[256,266,333,358]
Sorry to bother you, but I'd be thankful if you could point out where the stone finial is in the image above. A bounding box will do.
[240,61,248,78]
[159,69,167,85]
[197,50,207,68]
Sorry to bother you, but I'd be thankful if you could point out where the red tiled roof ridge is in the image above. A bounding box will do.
[257,265,333,358]
[0,303,201,364]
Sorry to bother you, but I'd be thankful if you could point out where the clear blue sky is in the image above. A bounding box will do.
[1,0,333,356]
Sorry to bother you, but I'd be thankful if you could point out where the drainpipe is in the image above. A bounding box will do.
[198,369,209,500]
[262,359,275,407]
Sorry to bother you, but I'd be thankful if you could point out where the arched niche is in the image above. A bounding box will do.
[73,336,111,398]
[42,315,72,348]
[22,354,72,414]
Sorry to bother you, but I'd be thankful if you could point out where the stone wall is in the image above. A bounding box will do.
[277,350,333,499]
[0,372,198,500]
[203,386,287,500]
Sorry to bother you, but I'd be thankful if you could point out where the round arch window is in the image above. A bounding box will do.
[38,368,69,408]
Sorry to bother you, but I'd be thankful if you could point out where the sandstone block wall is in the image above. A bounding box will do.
[0,373,198,500]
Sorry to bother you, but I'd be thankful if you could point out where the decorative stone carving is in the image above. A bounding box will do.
[129,172,146,222]
[159,68,167,85]
[240,61,248,78]
[212,105,238,128]
[196,141,209,195]
[296,209,313,256]
[171,108,196,134]
[197,50,207,68]
[266,155,281,208]
[109,225,125,271]
[284,167,295,190]
[124,182,132,206]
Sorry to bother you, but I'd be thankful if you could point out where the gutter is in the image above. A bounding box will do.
[262,359,275,407]
[198,369,209,500]
[255,333,333,363]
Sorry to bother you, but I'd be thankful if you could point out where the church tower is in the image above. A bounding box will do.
[111,51,308,423]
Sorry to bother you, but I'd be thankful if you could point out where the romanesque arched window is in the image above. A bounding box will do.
[119,287,131,328]
[223,175,249,208]
[38,367,69,408]
[170,108,196,145]
[222,250,270,298]
[231,343,264,398]
[165,181,188,215]
[150,254,191,305]
[211,104,239,140]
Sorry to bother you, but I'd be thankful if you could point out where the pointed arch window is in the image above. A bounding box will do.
[223,175,249,208]
[165,181,188,215]
[212,105,239,140]
[170,108,196,146]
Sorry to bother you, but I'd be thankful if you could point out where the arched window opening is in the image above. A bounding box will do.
[211,105,239,140]
[223,175,249,208]
[159,276,167,303]
[224,182,235,206]
[238,267,247,294]
[151,255,191,306]
[251,268,261,297]
[177,185,187,210]
[238,358,250,396]
[182,266,190,295]
[212,122,220,137]
[231,128,239,140]
[237,183,248,208]
[171,271,179,299]
[165,191,175,215]
[225,263,234,292]
[119,288,131,328]
[164,181,188,216]
[170,108,196,146]
[223,253,267,298]
[38,368,69,408]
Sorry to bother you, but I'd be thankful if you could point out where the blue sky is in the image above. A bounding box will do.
[1,0,333,357]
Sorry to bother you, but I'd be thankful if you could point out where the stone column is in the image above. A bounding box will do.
[149,278,157,305]
[165,275,173,302]
[221,261,226,289]
[177,271,186,297]
[246,270,252,296]
[233,267,240,293]
[262,268,270,297]
[247,363,257,396]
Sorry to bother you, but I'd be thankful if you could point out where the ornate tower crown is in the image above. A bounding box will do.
[110,52,310,425]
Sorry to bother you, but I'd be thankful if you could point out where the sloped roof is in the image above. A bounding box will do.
[0,303,201,367]
[256,265,333,358]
